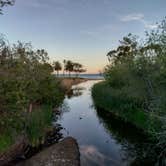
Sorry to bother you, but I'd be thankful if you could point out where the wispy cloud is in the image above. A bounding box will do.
[80,24,115,40]
[121,13,144,22]
[22,0,69,9]
[121,13,157,29]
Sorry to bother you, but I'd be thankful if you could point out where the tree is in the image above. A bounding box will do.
[0,0,15,14]
[63,59,66,76]
[65,60,74,77]
[107,33,138,65]
[53,61,62,76]
[73,62,86,77]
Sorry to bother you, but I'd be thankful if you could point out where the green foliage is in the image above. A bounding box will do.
[0,39,65,152]
[64,60,86,77]
[0,41,64,112]
[92,82,160,133]
[0,132,13,152]
[26,105,53,146]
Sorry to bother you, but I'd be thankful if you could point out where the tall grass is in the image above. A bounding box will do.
[92,81,162,135]
[26,105,53,146]
[0,105,54,153]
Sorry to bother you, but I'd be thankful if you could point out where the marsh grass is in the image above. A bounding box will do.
[92,81,162,135]
[25,105,53,146]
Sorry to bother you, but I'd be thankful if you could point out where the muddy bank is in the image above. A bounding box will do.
[60,78,88,91]
[16,137,80,166]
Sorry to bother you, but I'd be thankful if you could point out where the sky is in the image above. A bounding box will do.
[0,0,166,73]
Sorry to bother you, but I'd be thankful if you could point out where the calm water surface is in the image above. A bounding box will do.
[54,80,154,166]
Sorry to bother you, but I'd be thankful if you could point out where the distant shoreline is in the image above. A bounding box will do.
[55,73,104,80]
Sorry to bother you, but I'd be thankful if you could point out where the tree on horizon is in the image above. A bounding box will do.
[53,61,62,76]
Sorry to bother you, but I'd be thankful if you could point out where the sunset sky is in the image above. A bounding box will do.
[1,0,166,73]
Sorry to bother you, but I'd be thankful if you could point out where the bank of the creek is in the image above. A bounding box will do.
[55,80,156,166]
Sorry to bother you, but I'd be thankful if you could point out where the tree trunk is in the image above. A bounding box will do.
[28,103,33,113]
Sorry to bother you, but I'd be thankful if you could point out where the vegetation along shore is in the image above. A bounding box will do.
[92,18,166,165]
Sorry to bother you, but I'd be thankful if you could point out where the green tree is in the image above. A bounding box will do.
[53,61,62,76]
[63,59,66,76]
[73,62,86,77]
[65,60,74,77]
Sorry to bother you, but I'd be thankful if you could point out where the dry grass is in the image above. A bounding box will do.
[60,78,88,91]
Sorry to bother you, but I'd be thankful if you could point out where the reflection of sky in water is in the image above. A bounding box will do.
[80,145,121,166]
[55,80,153,166]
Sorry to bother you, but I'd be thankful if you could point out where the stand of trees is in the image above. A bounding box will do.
[53,60,86,77]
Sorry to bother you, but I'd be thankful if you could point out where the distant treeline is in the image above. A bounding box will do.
[53,60,86,77]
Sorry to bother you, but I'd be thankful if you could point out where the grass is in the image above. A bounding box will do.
[26,105,53,146]
[0,131,13,153]
[0,104,54,153]
[92,81,162,135]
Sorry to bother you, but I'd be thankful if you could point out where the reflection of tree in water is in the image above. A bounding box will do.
[96,109,157,166]
[52,101,71,123]
[67,86,85,99]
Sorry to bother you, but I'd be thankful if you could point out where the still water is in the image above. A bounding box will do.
[55,80,154,166]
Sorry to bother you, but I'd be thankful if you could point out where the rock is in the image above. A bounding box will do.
[16,137,80,166]
[0,135,29,166]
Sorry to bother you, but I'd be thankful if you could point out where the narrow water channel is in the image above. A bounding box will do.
[54,80,154,166]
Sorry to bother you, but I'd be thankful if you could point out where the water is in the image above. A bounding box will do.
[57,74,104,80]
[55,80,155,166]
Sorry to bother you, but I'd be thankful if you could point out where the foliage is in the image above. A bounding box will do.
[0,0,15,14]
[64,60,86,77]
[0,38,65,152]
[53,61,62,76]
[26,105,53,146]
[92,82,161,134]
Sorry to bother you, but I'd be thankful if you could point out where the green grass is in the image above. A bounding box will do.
[92,81,162,135]
[26,105,53,146]
[0,132,13,153]
[0,104,54,153]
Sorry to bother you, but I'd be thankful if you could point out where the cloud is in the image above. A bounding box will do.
[80,145,120,166]
[22,0,69,9]
[121,13,144,22]
[121,13,157,29]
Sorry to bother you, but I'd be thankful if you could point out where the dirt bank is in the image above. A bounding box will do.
[60,78,88,91]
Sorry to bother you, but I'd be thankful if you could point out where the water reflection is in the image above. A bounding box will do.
[66,86,85,99]
[96,109,156,165]
[80,145,120,166]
